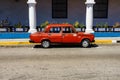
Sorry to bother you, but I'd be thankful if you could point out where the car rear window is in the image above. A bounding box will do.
[49,27,61,33]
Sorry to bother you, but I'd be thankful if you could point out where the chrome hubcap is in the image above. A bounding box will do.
[82,41,89,47]
[42,41,50,48]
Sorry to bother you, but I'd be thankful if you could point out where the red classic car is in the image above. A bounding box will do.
[29,24,95,48]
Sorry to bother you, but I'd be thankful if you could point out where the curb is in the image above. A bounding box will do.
[0,40,119,46]
[94,40,113,44]
[0,41,39,46]
[94,40,120,44]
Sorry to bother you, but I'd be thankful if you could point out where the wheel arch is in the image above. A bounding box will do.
[41,39,51,43]
[81,38,90,43]
[80,37,91,43]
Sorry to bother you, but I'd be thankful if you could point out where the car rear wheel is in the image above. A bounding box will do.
[41,40,50,48]
[81,39,90,48]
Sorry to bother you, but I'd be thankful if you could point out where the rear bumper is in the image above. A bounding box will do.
[29,40,35,43]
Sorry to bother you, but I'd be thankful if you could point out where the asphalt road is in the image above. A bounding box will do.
[0,44,120,80]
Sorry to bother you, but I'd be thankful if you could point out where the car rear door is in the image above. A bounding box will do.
[62,27,78,43]
[48,27,62,43]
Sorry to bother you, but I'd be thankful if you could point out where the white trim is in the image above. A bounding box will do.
[112,40,117,43]
[27,0,36,4]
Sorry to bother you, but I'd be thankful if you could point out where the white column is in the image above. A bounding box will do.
[85,0,95,34]
[27,0,37,33]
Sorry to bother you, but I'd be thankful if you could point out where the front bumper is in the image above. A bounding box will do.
[92,40,95,42]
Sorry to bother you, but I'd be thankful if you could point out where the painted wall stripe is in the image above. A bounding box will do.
[1,32,120,39]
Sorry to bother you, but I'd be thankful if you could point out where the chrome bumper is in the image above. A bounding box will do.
[29,40,35,43]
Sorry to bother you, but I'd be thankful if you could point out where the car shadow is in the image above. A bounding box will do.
[33,44,98,49]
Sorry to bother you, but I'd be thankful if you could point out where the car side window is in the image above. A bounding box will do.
[49,27,61,33]
[63,27,74,33]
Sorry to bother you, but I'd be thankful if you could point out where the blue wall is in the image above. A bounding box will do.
[94,32,120,37]
[0,33,30,39]
[0,32,120,39]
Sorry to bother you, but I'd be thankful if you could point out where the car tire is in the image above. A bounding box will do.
[81,39,90,48]
[41,40,50,48]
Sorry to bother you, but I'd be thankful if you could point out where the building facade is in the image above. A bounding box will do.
[0,0,120,32]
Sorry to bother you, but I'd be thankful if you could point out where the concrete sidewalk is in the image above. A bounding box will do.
[0,37,120,46]
[0,39,36,46]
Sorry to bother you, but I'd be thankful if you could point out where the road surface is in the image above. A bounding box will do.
[0,45,120,80]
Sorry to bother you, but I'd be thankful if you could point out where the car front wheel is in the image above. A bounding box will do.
[81,39,90,48]
[41,40,50,48]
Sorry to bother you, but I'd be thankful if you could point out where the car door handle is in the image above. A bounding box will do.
[62,34,65,36]
[48,34,51,36]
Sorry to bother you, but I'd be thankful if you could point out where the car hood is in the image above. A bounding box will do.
[77,32,94,36]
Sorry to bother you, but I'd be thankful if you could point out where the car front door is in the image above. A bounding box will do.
[62,27,78,43]
[48,27,62,43]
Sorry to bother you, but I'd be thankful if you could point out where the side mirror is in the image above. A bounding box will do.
[44,31,48,33]
[76,31,78,33]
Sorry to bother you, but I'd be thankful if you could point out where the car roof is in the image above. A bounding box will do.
[47,24,73,27]
[44,24,76,32]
